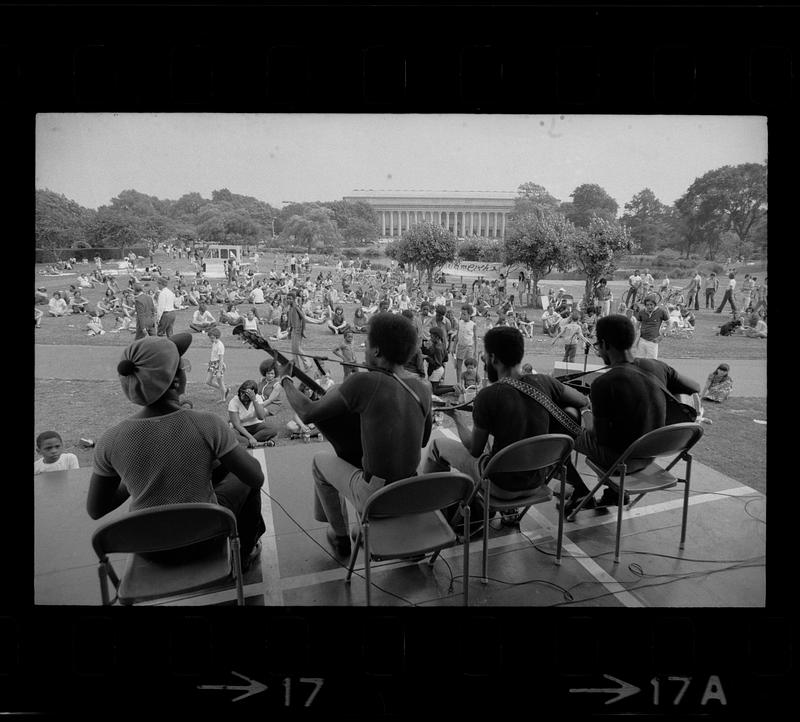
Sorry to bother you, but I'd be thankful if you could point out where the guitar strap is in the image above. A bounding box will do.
[498,377,584,438]
[391,372,428,418]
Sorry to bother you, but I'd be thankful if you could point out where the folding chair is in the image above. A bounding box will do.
[565,423,704,563]
[475,435,574,583]
[344,472,476,606]
[91,503,245,606]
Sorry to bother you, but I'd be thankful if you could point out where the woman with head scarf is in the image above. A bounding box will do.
[86,333,265,568]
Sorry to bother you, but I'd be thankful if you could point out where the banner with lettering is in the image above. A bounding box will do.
[440,261,504,278]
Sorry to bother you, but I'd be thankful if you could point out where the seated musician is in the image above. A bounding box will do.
[565,315,700,514]
[86,334,266,569]
[422,326,590,531]
[274,312,433,558]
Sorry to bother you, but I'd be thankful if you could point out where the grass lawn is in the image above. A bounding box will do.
[34,252,766,494]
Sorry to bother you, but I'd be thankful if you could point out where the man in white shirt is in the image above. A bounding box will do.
[625,270,642,308]
[715,273,738,314]
[189,303,217,333]
[156,276,177,337]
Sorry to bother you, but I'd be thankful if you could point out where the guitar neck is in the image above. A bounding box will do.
[233,325,328,397]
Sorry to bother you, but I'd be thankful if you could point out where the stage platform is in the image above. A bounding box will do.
[34,428,766,607]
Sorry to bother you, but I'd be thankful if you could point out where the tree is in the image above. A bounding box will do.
[503,209,574,306]
[324,200,379,244]
[280,205,341,253]
[675,163,767,259]
[458,236,503,262]
[386,221,457,285]
[169,192,209,223]
[35,189,95,259]
[621,188,673,253]
[88,206,145,253]
[561,183,619,228]
[567,217,635,304]
[512,182,561,218]
[109,189,160,218]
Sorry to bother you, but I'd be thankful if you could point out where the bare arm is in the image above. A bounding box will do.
[217,445,264,489]
[87,472,130,519]
[280,380,350,426]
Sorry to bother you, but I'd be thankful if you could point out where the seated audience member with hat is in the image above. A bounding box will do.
[86,333,265,569]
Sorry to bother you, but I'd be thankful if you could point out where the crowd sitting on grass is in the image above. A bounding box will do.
[36,251,764,442]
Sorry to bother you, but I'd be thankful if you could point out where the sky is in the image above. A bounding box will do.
[35,114,767,212]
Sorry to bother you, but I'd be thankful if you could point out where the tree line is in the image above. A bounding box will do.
[35,187,382,259]
[387,163,767,303]
[36,161,766,284]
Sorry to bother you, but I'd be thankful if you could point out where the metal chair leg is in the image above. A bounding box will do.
[231,537,244,606]
[614,466,626,564]
[680,454,692,550]
[555,466,566,565]
[345,529,362,583]
[481,482,490,584]
[98,562,111,605]
[463,504,470,606]
[567,477,605,521]
[364,526,371,606]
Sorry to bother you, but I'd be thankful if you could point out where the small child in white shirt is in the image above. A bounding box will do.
[205,327,229,403]
[34,431,79,475]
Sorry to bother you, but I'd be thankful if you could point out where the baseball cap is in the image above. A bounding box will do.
[117,333,192,406]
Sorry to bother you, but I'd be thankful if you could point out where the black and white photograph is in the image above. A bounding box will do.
[34,112,767,607]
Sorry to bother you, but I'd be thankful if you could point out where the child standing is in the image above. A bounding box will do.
[453,304,477,386]
[34,431,79,474]
[332,330,358,378]
[205,327,229,403]
[552,311,588,363]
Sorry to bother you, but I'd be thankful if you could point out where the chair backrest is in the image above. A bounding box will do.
[91,503,238,558]
[363,472,475,519]
[483,434,574,477]
[619,423,704,465]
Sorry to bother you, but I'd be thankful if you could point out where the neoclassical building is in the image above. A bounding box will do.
[343,189,517,240]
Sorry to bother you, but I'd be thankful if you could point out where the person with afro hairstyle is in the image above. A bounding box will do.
[274,312,433,558]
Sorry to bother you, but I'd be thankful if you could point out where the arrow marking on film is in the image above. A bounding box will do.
[569,674,641,704]
[198,671,268,702]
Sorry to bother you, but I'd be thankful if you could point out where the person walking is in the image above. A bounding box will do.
[155,276,177,337]
[715,273,738,314]
[133,283,156,339]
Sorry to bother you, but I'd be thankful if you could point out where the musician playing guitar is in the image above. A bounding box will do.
[565,314,701,515]
[422,326,590,530]
[274,312,433,558]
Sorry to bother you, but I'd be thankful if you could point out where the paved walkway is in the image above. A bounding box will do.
[35,343,767,397]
